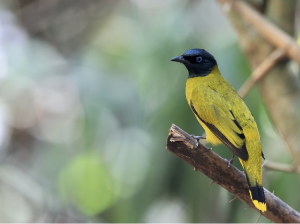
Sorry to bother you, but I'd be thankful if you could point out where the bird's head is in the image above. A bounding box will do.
[170,49,217,78]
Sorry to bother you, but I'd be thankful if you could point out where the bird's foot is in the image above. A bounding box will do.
[262,160,267,167]
[190,135,205,149]
[191,135,206,140]
[226,154,235,168]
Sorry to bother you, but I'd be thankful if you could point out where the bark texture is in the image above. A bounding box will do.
[167,124,300,223]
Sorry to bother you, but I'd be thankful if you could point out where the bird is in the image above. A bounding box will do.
[170,48,266,212]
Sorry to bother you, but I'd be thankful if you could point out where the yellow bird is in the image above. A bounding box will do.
[171,49,266,212]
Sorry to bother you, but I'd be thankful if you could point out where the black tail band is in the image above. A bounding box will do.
[245,174,265,203]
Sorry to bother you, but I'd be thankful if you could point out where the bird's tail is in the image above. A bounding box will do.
[245,172,266,212]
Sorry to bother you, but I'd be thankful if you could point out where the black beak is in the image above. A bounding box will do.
[170,55,189,64]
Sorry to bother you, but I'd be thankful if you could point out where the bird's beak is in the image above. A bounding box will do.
[170,55,189,64]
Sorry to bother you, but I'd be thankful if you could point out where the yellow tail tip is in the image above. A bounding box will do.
[248,188,267,212]
[253,200,267,212]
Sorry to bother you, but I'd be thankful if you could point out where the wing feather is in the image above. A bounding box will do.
[190,90,249,161]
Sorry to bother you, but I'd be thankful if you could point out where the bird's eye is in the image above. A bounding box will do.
[196,56,202,63]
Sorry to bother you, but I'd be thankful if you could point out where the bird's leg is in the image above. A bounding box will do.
[191,135,206,140]
[226,153,235,168]
[190,135,206,148]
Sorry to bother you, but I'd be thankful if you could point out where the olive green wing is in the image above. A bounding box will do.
[190,88,248,160]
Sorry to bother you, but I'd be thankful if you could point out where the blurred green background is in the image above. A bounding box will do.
[0,0,297,222]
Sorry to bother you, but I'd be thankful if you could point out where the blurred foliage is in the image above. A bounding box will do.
[0,0,297,222]
[59,153,120,217]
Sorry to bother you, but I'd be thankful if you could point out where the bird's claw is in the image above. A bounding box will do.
[191,135,206,140]
[225,159,231,168]
[226,154,235,168]
[190,135,205,149]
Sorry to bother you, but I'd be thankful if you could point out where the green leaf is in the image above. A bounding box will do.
[58,153,120,216]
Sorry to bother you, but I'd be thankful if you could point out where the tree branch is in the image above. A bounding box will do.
[219,0,300,65]
[166,124,300,223]
[264,161,300,174]
[237,48,285,98]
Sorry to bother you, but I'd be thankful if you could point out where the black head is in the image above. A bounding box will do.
[170,49,217,78]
